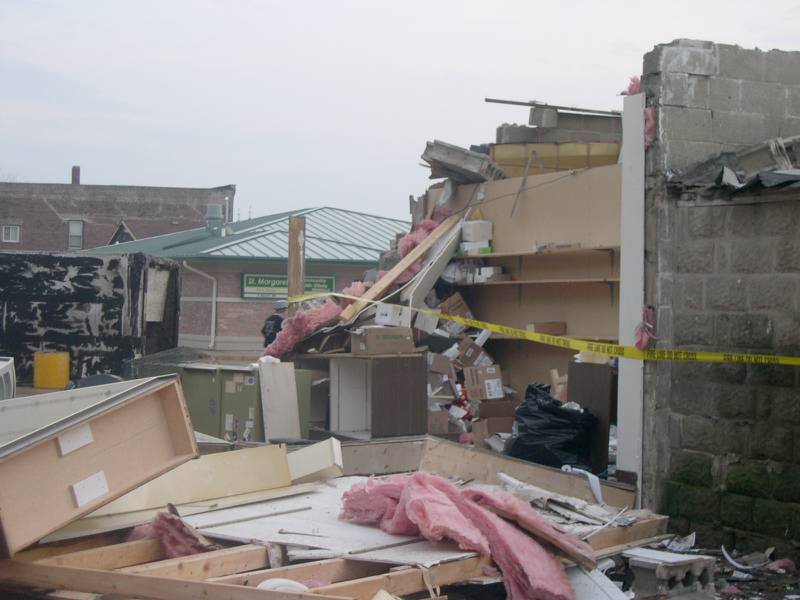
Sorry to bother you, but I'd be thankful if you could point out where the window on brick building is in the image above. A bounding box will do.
[68,220,83,249]
[2,225,19,243]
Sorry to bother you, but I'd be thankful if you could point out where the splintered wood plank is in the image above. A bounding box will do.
[587,515,669,551]
[36,539,164,570]
[309,556,487,600]
[117,544,269,579]
[339,214,461,321]
[211,558,389,587]
[0,559,350,600]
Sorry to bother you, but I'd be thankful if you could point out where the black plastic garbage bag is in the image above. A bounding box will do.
[505,383,597,470]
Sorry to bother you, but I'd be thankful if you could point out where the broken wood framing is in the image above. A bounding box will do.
[339,214,462,322]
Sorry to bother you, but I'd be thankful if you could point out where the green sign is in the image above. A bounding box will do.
[241,274,335,299]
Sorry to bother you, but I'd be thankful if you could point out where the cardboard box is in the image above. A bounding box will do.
[472,417,514,449]
[462,220,493,242]
[463,365,504,400]
[414,312,439,334]
[457,339,494,369]
[0,376,197,557]
[375,303,413,328]
[437,293,474,336]
[527,321,567,336]
[351,326,415,355]
[428,352,454,375]
[459,240,492,256]
[478,399,519,419]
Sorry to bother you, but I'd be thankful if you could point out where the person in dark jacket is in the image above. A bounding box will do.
[262,299,288,347]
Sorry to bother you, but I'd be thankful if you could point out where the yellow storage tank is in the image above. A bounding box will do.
[33,352,70,389]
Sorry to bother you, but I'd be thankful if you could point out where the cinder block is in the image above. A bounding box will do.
[714,313,773,349]
[686,205,727,239]
[715,384,756,420]
[787,87,800,117]
[662,140,723,170]
[720,420,751,456]
[670,379,715,417]
[675,239,714,273]
[780,116,800,137]
[720,493,754,529]
[748,276,796,311]
[772,315,800,352]
[726,460,773,497]
[718,44,767,81]
[752,498,796,537]
[776,240,800,272]
[676,277,703,310]
[773,465,800,504]
[752,424,794,463]
[712,110,769,145]
[708,78,741,112]
[670,449,714,486]
[661,106,713,142]
[673,313,714,346]
[730,239,774,273]
[659,72,710,108]
[763,49,800,85]
[706,276,747,311]
[660,44,719,76]
[740,80,787,117]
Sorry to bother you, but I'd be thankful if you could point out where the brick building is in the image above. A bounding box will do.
[0,166,235,252]
[88,207,409,351]
[633,40,800,555]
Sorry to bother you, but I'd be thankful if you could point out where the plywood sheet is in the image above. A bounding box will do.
[441,165,621,252]
[259,362,301,440]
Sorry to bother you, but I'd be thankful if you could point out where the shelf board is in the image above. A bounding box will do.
[459,277,619,287]
[451,245,620,260]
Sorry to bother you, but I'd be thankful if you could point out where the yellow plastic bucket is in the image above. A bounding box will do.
[33,352,70,389]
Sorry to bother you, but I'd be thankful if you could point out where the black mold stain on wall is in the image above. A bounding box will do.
[0,252,180,383]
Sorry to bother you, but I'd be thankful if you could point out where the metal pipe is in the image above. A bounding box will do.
[484,97,621,117]
[182,261,217,349]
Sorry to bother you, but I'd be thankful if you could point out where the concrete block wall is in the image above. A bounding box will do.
[642,40,800,556]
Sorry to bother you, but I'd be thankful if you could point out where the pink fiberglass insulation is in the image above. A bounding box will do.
[462,488,595,568]
[128,512,218,558]
[623,76,642,95]
[644,107,656,148]
[263,280,369,357]
[339,474,417,535]
[401,472,490,555]
[340,473,574,600]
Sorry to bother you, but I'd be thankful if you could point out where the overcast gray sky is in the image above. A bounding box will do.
[2,1,798,220]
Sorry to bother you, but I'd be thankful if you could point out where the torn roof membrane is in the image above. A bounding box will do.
[668,135,800,198]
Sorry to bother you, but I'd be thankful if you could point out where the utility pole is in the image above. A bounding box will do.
[287,216,306,317]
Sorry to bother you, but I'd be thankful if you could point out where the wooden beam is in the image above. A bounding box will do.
[309,556,487,600]
[211,557,388,587]
[37,539,164,570]
[0,560,350,600]
[339,214,461,322]
[14,533,126,563]
[117,544,269,579]
[288,215,306,317]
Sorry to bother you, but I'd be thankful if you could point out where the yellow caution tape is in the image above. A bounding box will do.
[289,292,800,366]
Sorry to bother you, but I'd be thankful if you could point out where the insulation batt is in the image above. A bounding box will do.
[128,512,218,558]
[263,280,369,357]
[461,487,595,569]
[340,472,575,600]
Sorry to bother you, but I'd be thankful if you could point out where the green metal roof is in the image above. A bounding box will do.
[86,207,410,263]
